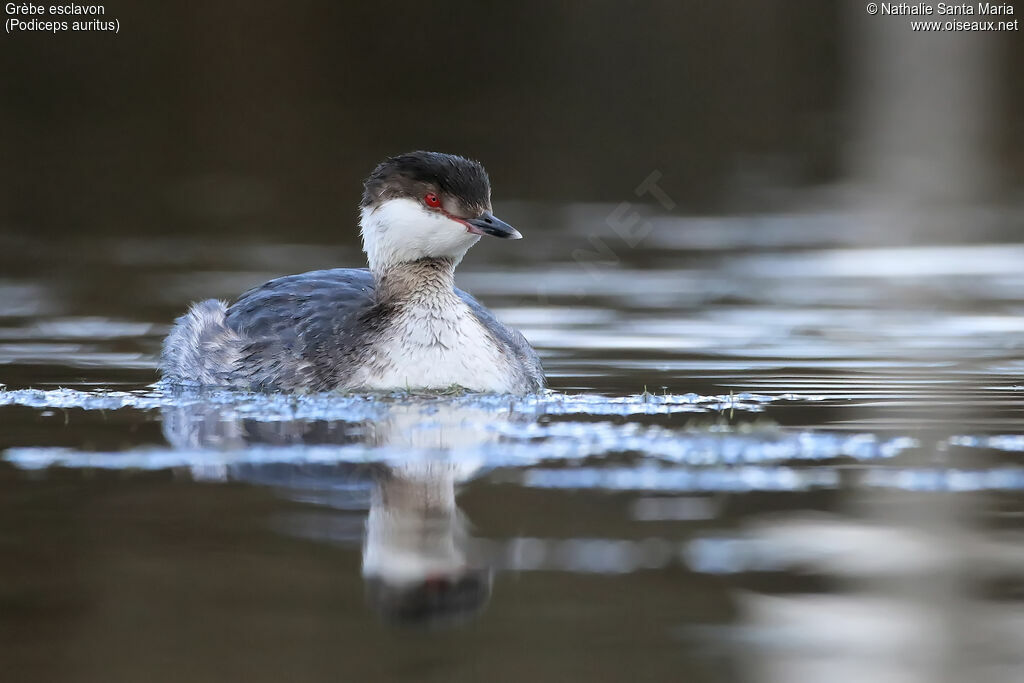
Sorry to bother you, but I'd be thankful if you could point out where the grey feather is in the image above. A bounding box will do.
[160,268,545,394]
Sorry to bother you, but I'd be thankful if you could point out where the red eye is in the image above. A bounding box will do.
[424,192,441,208]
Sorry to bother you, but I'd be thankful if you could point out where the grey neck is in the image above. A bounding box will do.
[374,257,457,303]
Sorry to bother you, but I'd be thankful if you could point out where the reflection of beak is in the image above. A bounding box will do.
[465,212,523,239]
[363,567,494,628]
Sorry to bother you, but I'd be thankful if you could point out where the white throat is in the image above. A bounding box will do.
[351,198,517,393]
[360,199,480,275]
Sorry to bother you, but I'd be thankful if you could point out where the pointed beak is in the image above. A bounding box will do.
[465,212,522,240]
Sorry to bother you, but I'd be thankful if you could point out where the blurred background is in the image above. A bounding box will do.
[2,2,1024,682]
[3,1,1019,241]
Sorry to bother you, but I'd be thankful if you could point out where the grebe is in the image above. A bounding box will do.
[160,151,544,394]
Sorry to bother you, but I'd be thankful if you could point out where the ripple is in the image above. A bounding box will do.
[0,385,780,418]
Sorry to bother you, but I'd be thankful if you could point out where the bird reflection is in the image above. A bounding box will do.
[363,461,491,627]
[161,397,507,627]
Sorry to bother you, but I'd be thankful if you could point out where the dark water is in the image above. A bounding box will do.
[3,203,1024,682]
[3,1,1023,678]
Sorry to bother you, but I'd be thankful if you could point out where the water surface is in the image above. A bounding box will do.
[2,206,1024,682]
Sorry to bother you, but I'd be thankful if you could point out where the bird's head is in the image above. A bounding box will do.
[359,151,521,273]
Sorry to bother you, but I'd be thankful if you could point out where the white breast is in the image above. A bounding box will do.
[346,297,516,393]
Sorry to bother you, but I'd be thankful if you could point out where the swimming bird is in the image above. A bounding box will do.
[160,151,545,394]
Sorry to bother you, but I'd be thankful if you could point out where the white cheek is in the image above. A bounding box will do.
[361,199,480,270]
[420,217,480,259]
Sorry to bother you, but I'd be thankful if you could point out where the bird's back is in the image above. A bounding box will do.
[161,268,544,393]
